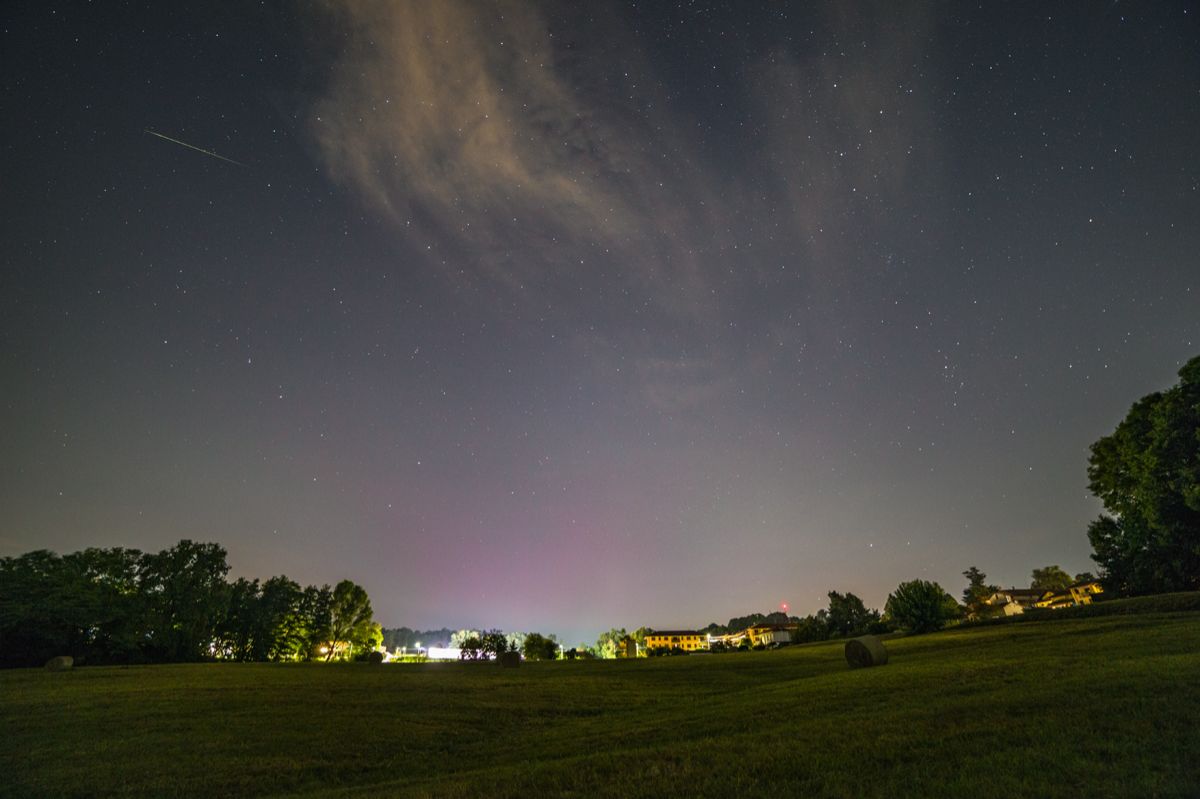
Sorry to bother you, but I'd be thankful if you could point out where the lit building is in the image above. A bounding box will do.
[708,623,797,648]
[986,581,1105,615]
[643,630,708,652]
[1034,580,1105,609]
[983,588,1044,616]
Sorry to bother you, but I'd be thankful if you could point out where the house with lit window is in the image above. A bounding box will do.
[747,623,795,646]
[983,588,1044,616]
[706,622,798,648]
[986,581,1104,615]
[1035,580,1104,609]
[643,630,708,652]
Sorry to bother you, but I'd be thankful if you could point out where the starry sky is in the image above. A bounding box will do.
[2,1,1198,644]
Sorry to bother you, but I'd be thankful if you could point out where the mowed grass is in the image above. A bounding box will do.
[3,614,1199,798]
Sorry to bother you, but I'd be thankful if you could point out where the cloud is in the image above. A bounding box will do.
[308,2,942,411]
[309,0,725,317]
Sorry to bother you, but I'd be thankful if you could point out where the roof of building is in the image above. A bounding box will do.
[646,630,702,637]
[994,588,1043,599]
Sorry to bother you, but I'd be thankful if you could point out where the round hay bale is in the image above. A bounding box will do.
[844,636,888,668]
[44,656,74,672]
[498,651,521,668]
[367,650,384,665]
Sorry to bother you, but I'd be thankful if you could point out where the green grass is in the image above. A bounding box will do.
[4,612,1199,798]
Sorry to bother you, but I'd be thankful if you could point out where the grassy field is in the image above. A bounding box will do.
[3,612,1199,798]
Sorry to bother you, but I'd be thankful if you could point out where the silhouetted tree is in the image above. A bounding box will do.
[480,629,508,658]
[522,632,559,660]
[1087,355,1200,594]
[962,566,1000,616]
[825,591,879,637]
[326,580,377,661]
[595,627,628,659]
[1030,565,1074,594]
[886,580,961,634]
[459,635,483,660]
[138,540,230,662]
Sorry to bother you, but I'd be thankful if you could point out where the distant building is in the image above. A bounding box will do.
[983,588,1044,616]
[1035,580,1104,609]
[747,623,794,646]
[708,623,797,648]
[986,581,1104,615]
[644,630,708,652]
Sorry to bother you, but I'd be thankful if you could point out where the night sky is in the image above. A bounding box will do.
[3,2,1198,644]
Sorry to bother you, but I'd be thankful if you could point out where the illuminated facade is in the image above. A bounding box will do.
[1034,580,1104,609]
[983,588,1043,616]
[643,630,708,652]
[987,581,1104,615]
[707,623,796,648]
[642,623,799,653]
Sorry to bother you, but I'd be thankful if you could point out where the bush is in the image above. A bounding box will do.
[866,618,897,635]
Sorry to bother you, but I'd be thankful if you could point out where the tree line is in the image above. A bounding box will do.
[596,562,1103,658]
[381,627,455,651]
[0,539,380,669]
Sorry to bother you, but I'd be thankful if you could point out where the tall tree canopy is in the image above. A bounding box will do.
[138,540,231,662]
[961,566,999,613]
[0,540,378,667]
[885,580,961,634]
[521,632,559,661]
[1030,565,1074,593]
[326,580,379,661]
[825,591,880,637]
[595,627,629,658]
[1087,355,1200,595]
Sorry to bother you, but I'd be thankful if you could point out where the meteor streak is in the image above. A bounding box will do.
[144,129,245,166]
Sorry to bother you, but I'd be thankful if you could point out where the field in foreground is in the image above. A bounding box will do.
[3,613,1199,798]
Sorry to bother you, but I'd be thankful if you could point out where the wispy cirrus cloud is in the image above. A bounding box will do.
[309,0,726,318]
[309,1,942,411]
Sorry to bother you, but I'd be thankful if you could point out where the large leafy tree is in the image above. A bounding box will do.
[630,626,653,651]
[1087,355,1200,595]
[522,632,559,660]
[219,577,262,661]
[450,628,481,648]
[458,635,484,660]
[961,566,999,612]
[792,613,830,643]
[301,585,334,659]
[595,627,629,659]
[825,591,879,637]
[138,540,231,662]
[0,551,93,667]
[258,576,307,661]
[1030,565,1073,593]
[325,580,377,660]
[885,580,961,634]
[63,547,144,663]
[480,629,509,658]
